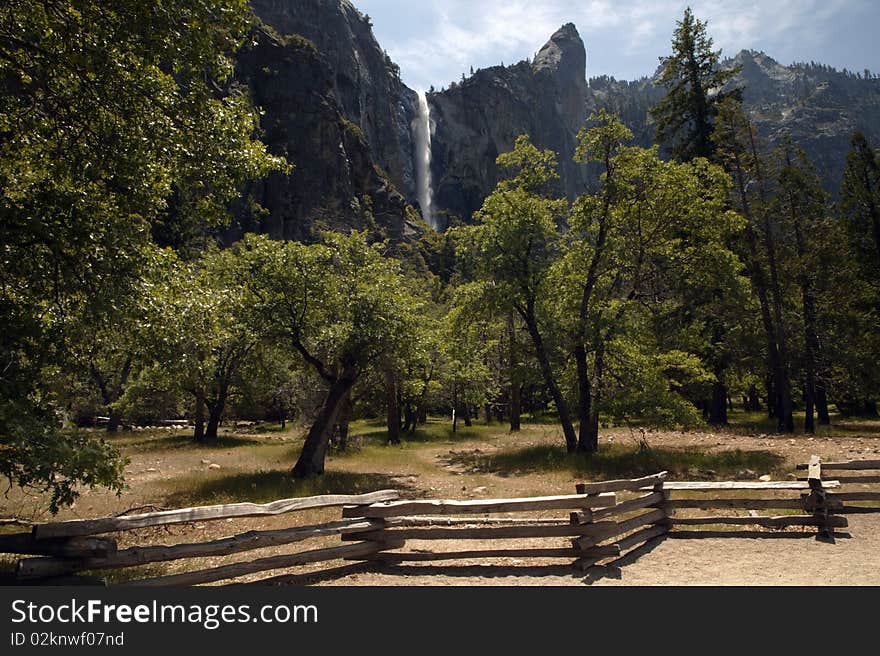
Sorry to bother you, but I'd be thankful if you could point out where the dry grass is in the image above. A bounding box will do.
[1,411,878,585]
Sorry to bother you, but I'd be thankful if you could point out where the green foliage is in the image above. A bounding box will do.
[0,0,285,507]
[455,135,566,316]
[560,111,745,437]
[841,132,880,289]
[244,232,420,380]
[651,7,741,161]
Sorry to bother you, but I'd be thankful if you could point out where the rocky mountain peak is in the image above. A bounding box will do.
[533,22,586,82]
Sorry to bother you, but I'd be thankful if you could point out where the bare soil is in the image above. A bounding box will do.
[2,415,879,586]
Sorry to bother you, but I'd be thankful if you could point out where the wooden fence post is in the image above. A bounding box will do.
[806,455,830,538]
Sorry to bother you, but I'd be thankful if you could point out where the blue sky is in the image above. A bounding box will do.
[355,0,880,91]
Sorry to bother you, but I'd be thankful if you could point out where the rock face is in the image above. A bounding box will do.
[586,50,880,194]
[428,24,590,225]
[224,0,423,242]
[230,25,416,242]
[251,0,417,200]
[732,50,880,193]
[228,0,879,240]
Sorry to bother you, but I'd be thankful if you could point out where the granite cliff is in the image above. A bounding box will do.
[428,24,590,226]
[226,0,420,242]
[230,0,880,239]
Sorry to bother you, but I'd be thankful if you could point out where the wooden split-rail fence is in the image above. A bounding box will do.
[2,456,878,585]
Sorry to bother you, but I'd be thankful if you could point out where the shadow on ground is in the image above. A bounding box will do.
[163,469,417,507]
[440,444,786,479]
[119,433,270,453]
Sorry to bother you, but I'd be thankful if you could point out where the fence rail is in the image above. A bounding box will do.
[3,455,877,585]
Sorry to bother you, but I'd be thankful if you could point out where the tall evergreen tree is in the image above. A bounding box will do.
[714,99,795,433]
[841,132,880,285]
[651,7,741,162]
[772,138,833,432]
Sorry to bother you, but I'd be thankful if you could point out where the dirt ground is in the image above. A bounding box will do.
[310,513,880,586]
[2,415,879,586]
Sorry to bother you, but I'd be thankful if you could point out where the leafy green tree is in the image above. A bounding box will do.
[651,7,741,162]
[455,136,577,451]
[443,283,502,432]
[133,244,262,442]
[841,132,880,282]
[234,342,302,430]
[560,110,745,452]
[245,232,421,477]
[0,0,284,506]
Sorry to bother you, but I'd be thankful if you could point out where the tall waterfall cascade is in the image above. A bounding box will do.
[412,90,436,229]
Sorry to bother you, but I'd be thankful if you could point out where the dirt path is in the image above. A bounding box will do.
[315,514,880,586]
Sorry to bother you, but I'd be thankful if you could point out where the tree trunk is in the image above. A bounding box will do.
[747,384,761,412]
[750,128,794,433]
[292,375,356,478]
[509,383,521,432]
[204,404,222,442]
[584,343,606,453]
[404,404,416,434]
[708,380,728,425]
[193,389,205,443]
[336,388,352,451]
[574,344,593,452]
[91,357,132,434]
[107,410,123,434]
[796,228,819,434]
[107,357,132,433]
[521,306,577,452]
[730,149,792,432]
[385,368,400,445]
[463,404,472,427]
[506,310,521,432]
[451,383,457,434]
[204,379,230,443]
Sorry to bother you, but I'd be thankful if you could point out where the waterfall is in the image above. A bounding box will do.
[413,90,436,229]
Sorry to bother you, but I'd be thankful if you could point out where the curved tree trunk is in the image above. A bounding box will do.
[522,309,577,453]
[293,376,356,478]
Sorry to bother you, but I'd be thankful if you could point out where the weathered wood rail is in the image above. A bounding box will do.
[2,455,875,585]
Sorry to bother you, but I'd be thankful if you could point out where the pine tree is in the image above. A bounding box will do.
[651,7,741,162]
[841,132,880,282]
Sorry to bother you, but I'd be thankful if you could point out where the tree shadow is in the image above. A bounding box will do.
[440,444,785,479]
[367,562,579,580]
[121,433,269,453]
[162,469,417,507]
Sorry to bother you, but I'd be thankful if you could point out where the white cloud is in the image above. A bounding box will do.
[360,0,878,88]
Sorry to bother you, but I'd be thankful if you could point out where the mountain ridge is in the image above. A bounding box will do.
[239,0,880,236]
